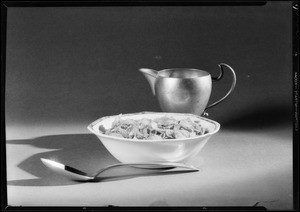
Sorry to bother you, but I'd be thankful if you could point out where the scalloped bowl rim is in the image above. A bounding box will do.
[87,111,220,143]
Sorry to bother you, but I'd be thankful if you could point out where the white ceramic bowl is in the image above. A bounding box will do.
[87,112,220,163]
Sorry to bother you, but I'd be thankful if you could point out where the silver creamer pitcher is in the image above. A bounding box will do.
[139,63,236,116]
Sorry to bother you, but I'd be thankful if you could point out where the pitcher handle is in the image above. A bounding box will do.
[206,63,236,109]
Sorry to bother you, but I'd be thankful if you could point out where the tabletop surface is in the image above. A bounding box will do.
[5,123,293,210]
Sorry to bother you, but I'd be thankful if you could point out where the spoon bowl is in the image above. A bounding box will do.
[41,158,94,181]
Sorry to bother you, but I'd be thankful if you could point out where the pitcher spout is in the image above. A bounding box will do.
[139,68,158,96]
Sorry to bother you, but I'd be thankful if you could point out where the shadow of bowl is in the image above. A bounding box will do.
[7,134,202,186]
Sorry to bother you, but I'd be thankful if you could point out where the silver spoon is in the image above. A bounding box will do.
[41,158,199,181]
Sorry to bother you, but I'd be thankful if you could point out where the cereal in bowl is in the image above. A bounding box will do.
[102,115,208,140]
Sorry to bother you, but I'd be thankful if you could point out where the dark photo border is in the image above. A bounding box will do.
[1,0,298,211]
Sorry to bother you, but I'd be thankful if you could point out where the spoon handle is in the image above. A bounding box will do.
[93,162,199,178]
